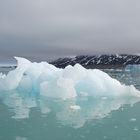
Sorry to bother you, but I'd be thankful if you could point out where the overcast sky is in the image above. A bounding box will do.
[0,0,140,62]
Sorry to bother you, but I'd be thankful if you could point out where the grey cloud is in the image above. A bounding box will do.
[0,0,140,61]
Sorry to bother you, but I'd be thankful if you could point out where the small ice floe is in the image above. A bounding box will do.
[133,127,139,131]
[16,136,27,140]
[103,136,107,139]
[101,96,108,100]
[114,125,118,129]
[70,105,81,110]
[129,118,137,122]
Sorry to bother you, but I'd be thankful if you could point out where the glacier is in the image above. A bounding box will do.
[0,57,140,128]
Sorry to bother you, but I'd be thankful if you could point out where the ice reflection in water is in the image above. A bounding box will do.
[1,89,140,128]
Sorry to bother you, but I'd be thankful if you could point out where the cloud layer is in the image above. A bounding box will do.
[0,0,140,61]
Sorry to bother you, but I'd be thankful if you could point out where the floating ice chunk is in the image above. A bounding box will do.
[0,57,140,98]
[101,97,108,100]
[70,105,81,110]
[0,57,140,126]
[129,118,137,122]
[16,136,27,140]
[114,125,118,129]
[133,127,139,131]
[126,64,140,72]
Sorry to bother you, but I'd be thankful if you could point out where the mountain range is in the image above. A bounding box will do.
[50,54,140,69]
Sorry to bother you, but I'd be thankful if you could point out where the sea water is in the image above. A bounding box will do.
[0,58,140,140]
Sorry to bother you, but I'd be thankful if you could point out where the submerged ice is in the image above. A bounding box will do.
[0,57,140,128]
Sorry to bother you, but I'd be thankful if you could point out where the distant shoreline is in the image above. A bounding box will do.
[50,54,140,69]
[1,54,140,70]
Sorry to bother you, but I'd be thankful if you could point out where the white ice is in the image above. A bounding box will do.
[0,57,140,127]
[0,57,139,98]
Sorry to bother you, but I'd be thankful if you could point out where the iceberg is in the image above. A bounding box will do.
[126,64,140,73]
[0,57,140,98]
[0,57,140,127]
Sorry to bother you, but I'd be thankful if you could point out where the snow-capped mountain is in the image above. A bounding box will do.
[50,54,140,69]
